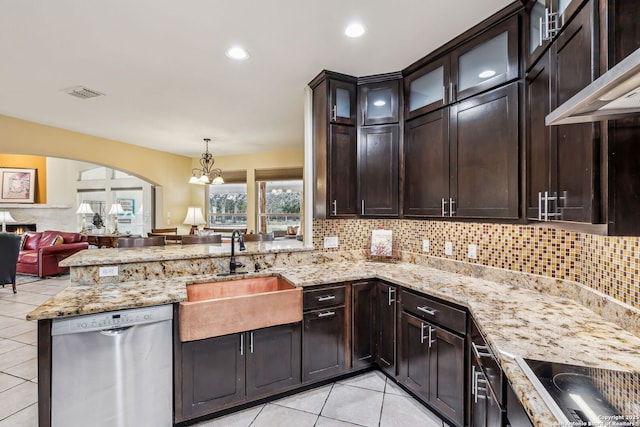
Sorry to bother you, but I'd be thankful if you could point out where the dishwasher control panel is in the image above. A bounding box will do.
[51,304,173,335]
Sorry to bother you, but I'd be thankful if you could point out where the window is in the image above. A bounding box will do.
[207,183,248,228]
[257,180,302,233]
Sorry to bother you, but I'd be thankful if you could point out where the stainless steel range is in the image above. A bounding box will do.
[516,357,640,427]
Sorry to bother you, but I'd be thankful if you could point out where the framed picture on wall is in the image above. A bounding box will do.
[0,168,36,203]
[116,198,135,217]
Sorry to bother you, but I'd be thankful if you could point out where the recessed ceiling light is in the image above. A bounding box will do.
[345,22,365,38]
[373,100,386,107]
[226,46,250,60]
[478,70,496,79]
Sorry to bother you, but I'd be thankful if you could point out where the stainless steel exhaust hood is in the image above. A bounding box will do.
[546,47,640,125]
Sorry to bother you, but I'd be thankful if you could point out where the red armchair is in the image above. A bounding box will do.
[16,231,89,277]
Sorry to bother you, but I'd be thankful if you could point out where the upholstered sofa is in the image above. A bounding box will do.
[16,231,89,277]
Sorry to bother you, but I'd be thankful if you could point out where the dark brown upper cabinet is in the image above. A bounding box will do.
[450,15,520,103]
[526,0,598,224]
[358,124,400,217]
[404,57,450,120]
[450,83,520,219]
[404,15,519,120]
[329,79,357,125]
[311,71,358,219]
[526,0,590,70]
[404,108,450,218]
[405,83,519,220]
[359,79,400,125]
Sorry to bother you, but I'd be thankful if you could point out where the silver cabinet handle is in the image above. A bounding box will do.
[538,16,543,47]
[538,191,543,221]
[249,331,254,354]
[318,295,335,302]
[420,322,427,344]
[449,82,454,103]
[318,311,335,318]
[388,288,395,306]
[472,342,493,359]
[475,371,488,402]
[240,333,244,355]
[361,200,365,215]
[428,326,436,348]
[449,198,456,216]
[441,197,447,217]
[332,200,337,216]
[417,306,437,316]
[331,105,337,121]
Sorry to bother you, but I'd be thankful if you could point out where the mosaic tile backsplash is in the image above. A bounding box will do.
[313,219,640,310]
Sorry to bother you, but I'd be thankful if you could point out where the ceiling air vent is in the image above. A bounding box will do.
[62,86,105,99]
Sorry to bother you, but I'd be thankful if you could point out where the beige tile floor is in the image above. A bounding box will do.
[0,275,445,427]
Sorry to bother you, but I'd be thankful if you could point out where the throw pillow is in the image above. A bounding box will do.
[52,235,64,246]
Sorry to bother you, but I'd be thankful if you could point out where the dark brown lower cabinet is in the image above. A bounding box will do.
[375,282,397,375]
[181,333,245,420]
[246,324,301,399]
[399,311,465,426]
[351,281,376,369]
[303,306,346,383]
[180,323,301,421]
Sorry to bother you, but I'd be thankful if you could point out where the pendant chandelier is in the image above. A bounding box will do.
[189,138,224,185]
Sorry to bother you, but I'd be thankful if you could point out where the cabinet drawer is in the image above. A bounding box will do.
[470,319,503,404]
[303,285,345,311]
[401,290,466,335]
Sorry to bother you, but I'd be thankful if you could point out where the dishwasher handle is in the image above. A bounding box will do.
[100,326,133,336]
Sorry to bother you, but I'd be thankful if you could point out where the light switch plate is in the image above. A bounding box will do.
[99,266,118,277]
[324,236,339,249]
[422,239,430,252]
[468,244,477,259]
[444,241,453,256]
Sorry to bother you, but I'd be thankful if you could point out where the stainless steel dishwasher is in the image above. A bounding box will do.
[51,304,173,427]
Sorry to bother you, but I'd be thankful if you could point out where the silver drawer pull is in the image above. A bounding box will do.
[417,306,437,316]
[317,295,336,302]
[318,311,335,318]
[472,342,493,359]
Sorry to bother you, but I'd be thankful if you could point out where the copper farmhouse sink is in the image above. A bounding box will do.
[179,276,302,342]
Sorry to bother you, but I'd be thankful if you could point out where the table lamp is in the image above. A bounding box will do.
[183,207,206,235]
[76,202,94,234]
[0,211,16,232]
[108,203,126,234]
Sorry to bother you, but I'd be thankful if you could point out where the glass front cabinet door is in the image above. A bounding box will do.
[359,79,400,125]
[450,15,519,102]
[329,80,356,125]
[404,57,450,120]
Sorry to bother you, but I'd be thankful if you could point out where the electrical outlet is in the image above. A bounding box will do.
[468,244,477,259]
[324,236,339,249]
[444,241,453,256]
[99,266,118,277]
[422,239,430,252]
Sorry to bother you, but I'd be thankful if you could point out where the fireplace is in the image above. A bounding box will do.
[7,224,37,234]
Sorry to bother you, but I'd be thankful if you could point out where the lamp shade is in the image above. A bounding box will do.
[108,203,126,215]
[183,207,206,225]
[0,211,16,233]
[76,202,94,215]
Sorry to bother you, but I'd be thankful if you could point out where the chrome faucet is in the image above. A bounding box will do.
[229,229,246,274]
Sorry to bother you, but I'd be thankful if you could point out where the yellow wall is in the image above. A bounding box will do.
[0,154,47,202]
[191,149,305,232]
[1,114,304,232]
[1,114,193,226]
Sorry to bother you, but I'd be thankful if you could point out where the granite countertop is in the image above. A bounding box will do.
[27,260,640,427]
[60,240,310,267]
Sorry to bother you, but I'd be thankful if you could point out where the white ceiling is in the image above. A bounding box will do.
[0,0,512,158]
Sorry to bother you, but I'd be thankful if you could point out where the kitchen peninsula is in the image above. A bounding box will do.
[28,241,640,427]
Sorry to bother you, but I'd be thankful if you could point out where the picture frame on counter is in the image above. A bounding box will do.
[0,168,36,203]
